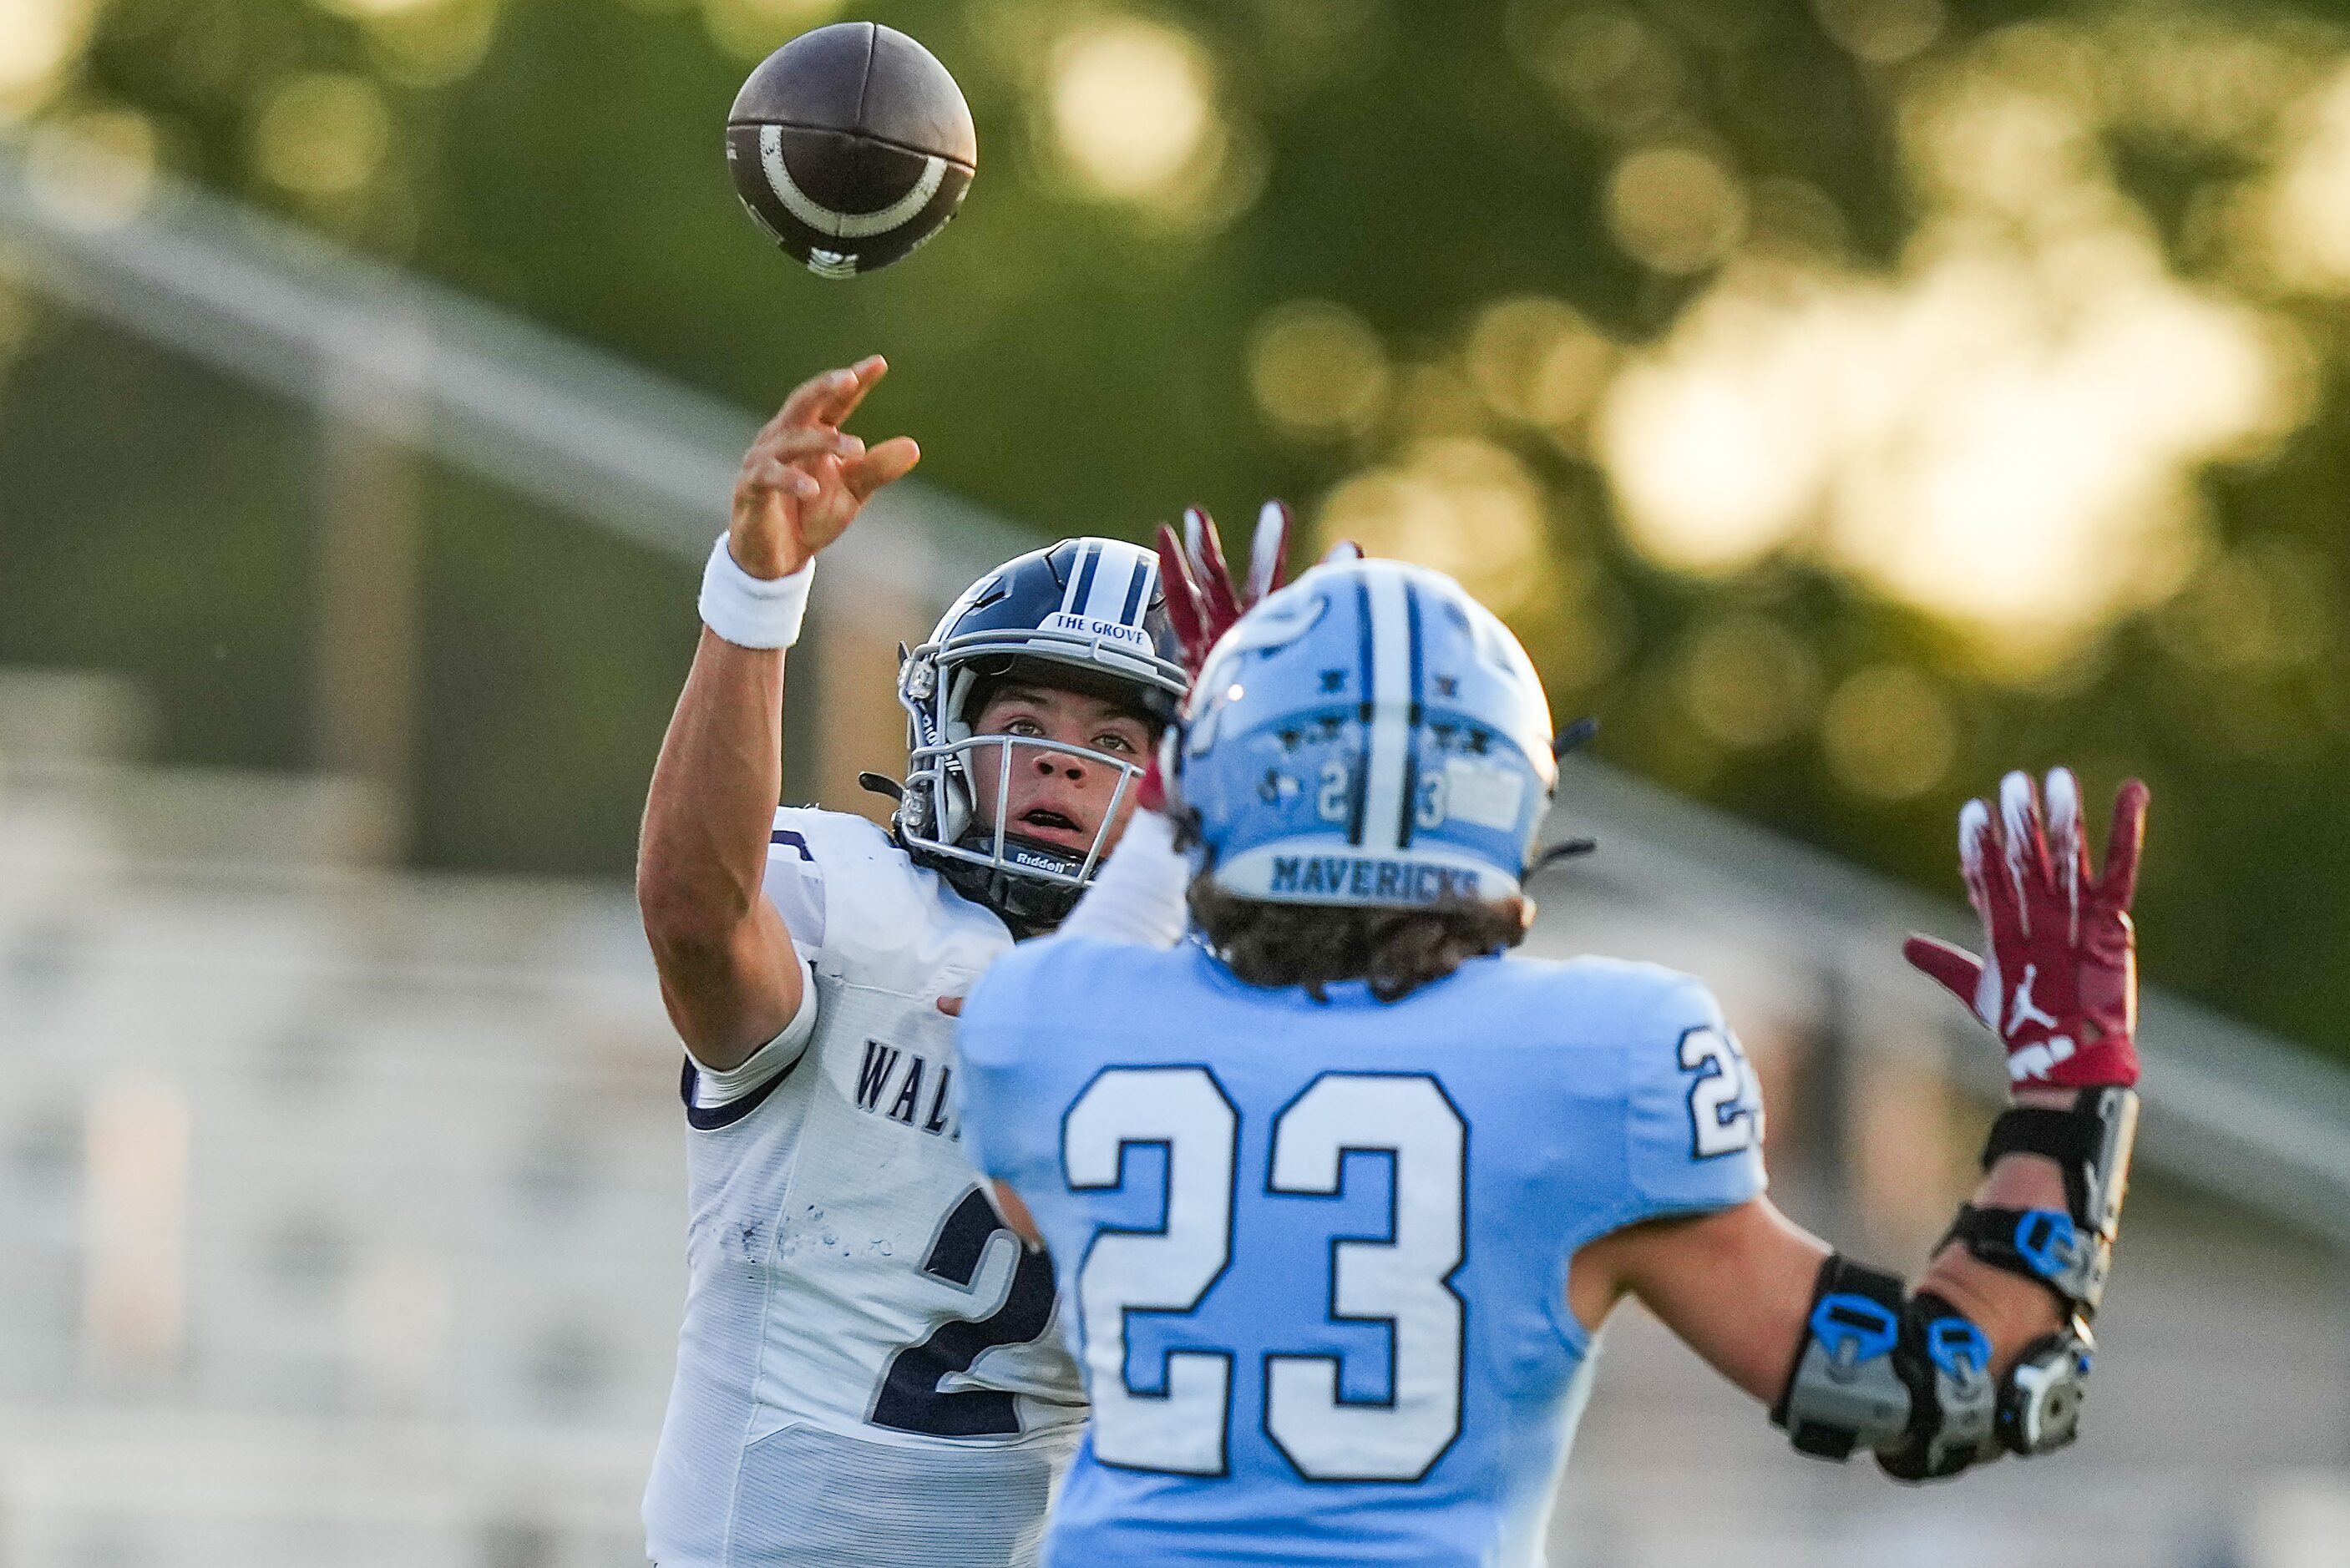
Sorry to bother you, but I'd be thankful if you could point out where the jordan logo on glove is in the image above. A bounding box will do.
[2005,966,2060,1036]
[1904,769,2150,1090]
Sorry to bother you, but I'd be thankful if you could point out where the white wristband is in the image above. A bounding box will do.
[700,534,814,650]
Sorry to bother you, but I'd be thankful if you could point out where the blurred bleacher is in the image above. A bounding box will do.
[0,670,674,1567]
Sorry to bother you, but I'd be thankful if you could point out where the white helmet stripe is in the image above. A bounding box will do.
[1060,540,1094,613]
[1358,566,1416,853]
[1082,541,1140,623]
[1394,580,1428,849]
[1125,552,1160,625]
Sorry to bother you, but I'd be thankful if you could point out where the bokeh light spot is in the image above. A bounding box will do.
[1545,574,1633,694]
[1909,80,2097,222]
[1676,614,1819,750]
[253,74,393,200]
[2158,542,2337,673]
[0,0,97,120]
[1248,301,1390,439]
[25,109,160,230]
[1050,18,1218,204]
[1821,665,1957,801]
[1812,0,1945,66]
[1606,145,1747,275]
[1465,296,1615,437]
[2257,64,2350,292]
[317,0,445,17]
[1595,315,1823,576]
[1513,3,1683,139]
[1745,177,1851,260]
[700,0,849,64]
[1319,439,1551,615]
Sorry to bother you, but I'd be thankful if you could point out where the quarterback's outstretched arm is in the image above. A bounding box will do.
[638,358,920,1069]
[1576,771,2146,1481]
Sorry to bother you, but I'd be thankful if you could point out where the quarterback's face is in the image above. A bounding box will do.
[965,683,1153,855]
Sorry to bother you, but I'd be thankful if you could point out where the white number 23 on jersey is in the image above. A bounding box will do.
[1061,1068,1465,1483]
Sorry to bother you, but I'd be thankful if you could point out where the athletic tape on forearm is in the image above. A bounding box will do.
[1057,808,1188,948]
[699,534,814,650]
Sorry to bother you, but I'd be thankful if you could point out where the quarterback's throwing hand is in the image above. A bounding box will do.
[730,356,923,579]
[1905,770,2149,1090]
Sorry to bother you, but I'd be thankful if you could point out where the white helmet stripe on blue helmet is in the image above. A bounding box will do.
[1394,579,1431,852]
[1056,539,1159,627]
[1357,568,1417,854]
[1056,539,1092,613]
[1119,549,1160,625]
[1084,541,1131,622]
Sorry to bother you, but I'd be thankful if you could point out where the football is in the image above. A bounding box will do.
[725,22,978,279]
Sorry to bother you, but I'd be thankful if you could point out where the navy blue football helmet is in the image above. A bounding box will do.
[894,537,1188,928]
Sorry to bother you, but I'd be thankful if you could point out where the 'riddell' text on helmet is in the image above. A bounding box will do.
[896,538,1188,929]
[1168,559,1557,908]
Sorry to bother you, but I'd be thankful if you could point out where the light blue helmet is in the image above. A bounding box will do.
[1167,557,1557,908]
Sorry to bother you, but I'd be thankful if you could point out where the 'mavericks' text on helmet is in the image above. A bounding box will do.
[896,537,1188,928]
[1168,557,1556,908]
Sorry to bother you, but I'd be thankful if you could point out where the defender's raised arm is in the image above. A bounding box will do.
[1576,770,2146,1480]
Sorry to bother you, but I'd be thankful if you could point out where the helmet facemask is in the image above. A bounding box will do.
[899,654,1154,928]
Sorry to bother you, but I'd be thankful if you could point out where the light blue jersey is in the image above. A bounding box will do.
[955,937,1767,1567]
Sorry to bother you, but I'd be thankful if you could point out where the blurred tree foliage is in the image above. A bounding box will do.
[8,0,2350,1057]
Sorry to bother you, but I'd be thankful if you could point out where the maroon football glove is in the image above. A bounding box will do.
[1155,501,1295,674]
[1903,769,2149,1090]
[1142,501,1299,812]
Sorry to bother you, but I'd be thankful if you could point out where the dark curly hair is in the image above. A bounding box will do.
[1187,875,1529,1003]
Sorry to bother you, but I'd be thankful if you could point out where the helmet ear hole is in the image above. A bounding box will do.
[939,758,973,844]
[943,667,978,745]
[938,665,979,842]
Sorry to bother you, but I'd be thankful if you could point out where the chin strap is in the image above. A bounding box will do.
[1526,838,1598,877]
[1524,719,1600,878]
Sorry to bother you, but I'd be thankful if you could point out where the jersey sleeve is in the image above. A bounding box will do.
[681,979,818,1125]
[950,944,1061,1191]
[675,807,833,1119]
[1622,974,1769,1221]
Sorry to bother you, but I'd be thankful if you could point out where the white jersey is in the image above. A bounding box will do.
[643,807,1086,1568]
